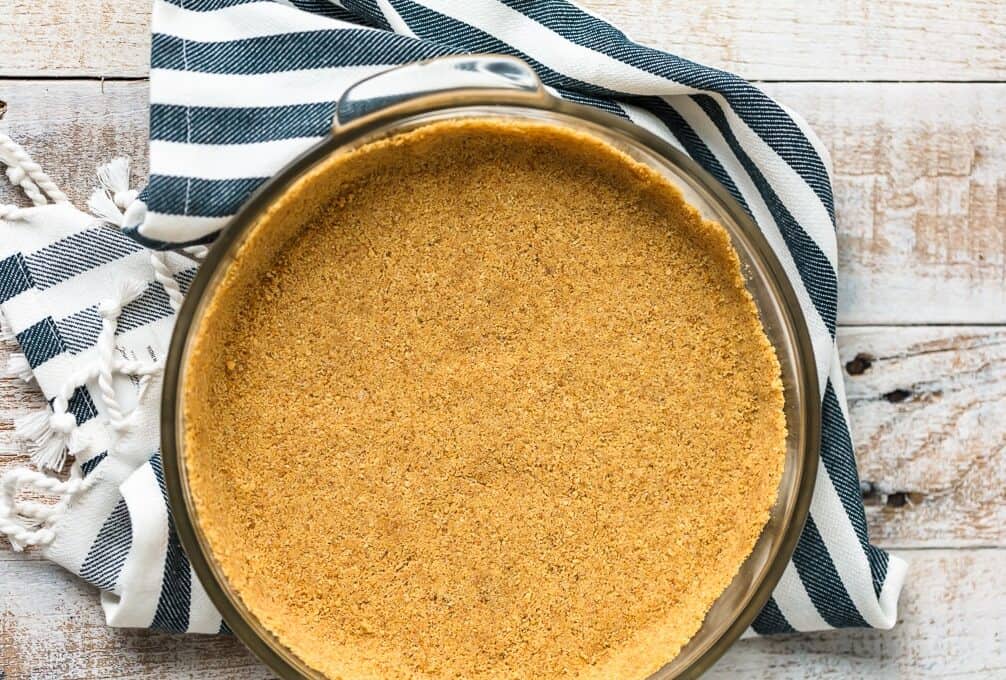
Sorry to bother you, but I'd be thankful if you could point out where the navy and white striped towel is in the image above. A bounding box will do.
[0,0,904,638]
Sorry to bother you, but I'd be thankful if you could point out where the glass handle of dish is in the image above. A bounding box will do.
[333,55,549,130]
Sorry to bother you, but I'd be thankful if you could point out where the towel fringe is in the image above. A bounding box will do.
[14,410,74,472]
[182,244,209,261]
[0,315,16,344]
[88,157,138,228]
[150,253,185,312]
[87,187,127,227]
[14,409,55,445]
[0,141,178,554]
[0,133,68,207]
[96,157,133,203]
[0,203,30,222]
[86,159,192,315]
[0,466,90,551]
[1,133,66,223]
[86,159,190,315]
[4,352,35,384]
[96,280,149,431]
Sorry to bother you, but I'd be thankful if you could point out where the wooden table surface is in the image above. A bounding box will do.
[1,1,1004,677]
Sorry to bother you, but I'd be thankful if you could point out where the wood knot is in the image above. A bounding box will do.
[887,491,908,507]
[886,491,925,508]
[883,388,912,403]
[845,353,873,375]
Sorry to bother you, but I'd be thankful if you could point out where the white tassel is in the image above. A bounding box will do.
[88,157,138,228]
[96,157,131,198]
[87,186,125,227]
[0,315,15,344]
[14,410,50,443]
[67,428,92,458]
[97,278,147,320]
[116,278,148,309]
[4,352,34,383]
[182,244,209,261]
[14,410,74,471]
[30,434,70,473]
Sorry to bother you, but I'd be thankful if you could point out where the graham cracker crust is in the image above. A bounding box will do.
[184,119,786,679]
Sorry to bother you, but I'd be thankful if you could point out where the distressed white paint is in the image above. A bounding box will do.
[839,326,1006,548]
[2,0,1004,80]
[762,83,1006,325]
[710,550,1006,678]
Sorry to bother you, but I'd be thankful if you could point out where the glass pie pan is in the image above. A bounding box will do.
[161,55,820,680]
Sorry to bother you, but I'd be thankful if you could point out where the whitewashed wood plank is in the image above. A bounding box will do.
[3,80,1004,323]
[1,548,1002,678]
[0,556,270,679]
[587,0,1006,82]
[840,326,1006,548]
[763,83,1006,325]
[0,80,149,207]
[1,0,1004,80]
[0,0,152,78]
[709,549,1006,678]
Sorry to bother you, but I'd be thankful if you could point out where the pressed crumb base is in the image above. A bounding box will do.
[185,119,786,679]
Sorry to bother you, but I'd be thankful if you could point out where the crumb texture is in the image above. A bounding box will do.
[185,119,786,679]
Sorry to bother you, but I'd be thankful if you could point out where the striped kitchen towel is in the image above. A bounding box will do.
[0,0,905,639]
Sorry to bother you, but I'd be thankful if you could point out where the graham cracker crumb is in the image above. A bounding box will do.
[185,119,786,679]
